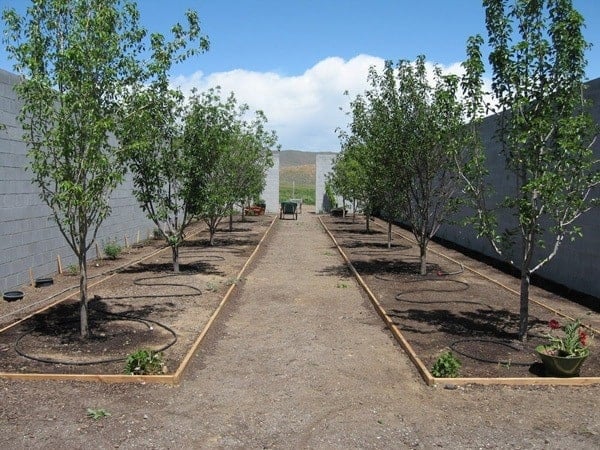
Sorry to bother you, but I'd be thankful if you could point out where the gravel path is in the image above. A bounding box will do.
[1,209,599,449]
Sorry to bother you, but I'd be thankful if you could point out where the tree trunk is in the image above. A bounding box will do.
[352,199,356,223]
[78,253,89,338]
[209,228,215,246]
[518,269,530,341]
[419,243,427,275]
[366,212,371,232]
[387,220,392,249]
[229,211,233,232]
[172,245,180,273]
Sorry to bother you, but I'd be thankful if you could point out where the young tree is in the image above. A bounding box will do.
[227,111,277,228]
[461,0,599,340]
[392,57,470,275]
[121,12,208,273]
[3,0,145,338]
[3,0,207,337]
[340,70,408,242]
[341,58,471,269]
[329,140,374,224]
[121,86,192,272]
[183,88,277,245]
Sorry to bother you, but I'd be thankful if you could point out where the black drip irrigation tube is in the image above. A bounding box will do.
[11,271,207,366]
[449,338,536,366]
[0,249,221,323]
[14,306,178,366]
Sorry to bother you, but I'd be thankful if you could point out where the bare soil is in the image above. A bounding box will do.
[0,215,272,374]
[1,209,599,449]
[320,215,600,379]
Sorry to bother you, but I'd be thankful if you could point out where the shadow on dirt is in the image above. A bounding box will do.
[351,259,442,277]
[119,260,224,275]
[344,241,411,250]
[388,305,545,341]
[317,264,352,278]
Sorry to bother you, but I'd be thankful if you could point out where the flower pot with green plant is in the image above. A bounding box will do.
[535,319,591,377]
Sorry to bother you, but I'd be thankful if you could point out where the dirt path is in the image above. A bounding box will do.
[1,210,599,449]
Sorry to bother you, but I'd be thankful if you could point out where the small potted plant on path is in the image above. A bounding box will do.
[535,319,591,377]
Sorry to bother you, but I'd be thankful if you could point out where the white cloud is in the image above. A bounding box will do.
[171,55,492,152]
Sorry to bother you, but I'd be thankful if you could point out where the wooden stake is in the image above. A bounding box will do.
[136,230,140,244]
[29,268,35,286]
[95,242,102,260]
[57,254,63,274]
[124,235,129,248]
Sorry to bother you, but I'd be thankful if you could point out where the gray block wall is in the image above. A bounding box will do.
[261,151,279,213]
[1,68,154,293]
[315,153,340,213]
[316,152,348,213]
[437,77,600,299]
[314,78,600,299]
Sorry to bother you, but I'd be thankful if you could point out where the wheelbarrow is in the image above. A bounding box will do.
[279,201,298,220]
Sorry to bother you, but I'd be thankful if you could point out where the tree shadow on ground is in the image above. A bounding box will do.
[351,259,441,277]
[393,279,470,297]
[388,304,545,341]
[336,227,383,235]
[186,237,257,248]
[317,264,352,278]
[344,241,411,250]
[119,260,224,276]
[218,227,252,233]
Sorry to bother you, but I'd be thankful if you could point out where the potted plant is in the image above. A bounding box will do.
[535,319,591,377]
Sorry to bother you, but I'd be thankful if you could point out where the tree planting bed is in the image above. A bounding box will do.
[320,214,600,381]
[0,215,274,378]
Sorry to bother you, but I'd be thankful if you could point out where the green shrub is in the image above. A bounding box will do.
[431,351,461,378]
[124,349,165,375]
[103,241,122,260]
[87,408,110,420]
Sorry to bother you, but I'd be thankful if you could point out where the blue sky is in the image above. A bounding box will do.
[2,0,599,151]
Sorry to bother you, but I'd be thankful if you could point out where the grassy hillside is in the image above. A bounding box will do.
[279,150,336,167]
[278,150,337,205]
[279,150,316,167]
[280,163,316,205]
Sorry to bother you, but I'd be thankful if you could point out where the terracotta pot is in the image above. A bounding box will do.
[535,345,589,377]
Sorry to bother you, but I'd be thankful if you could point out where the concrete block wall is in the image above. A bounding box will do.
[316,152,347,213]
[315,153,340,213]
[436,77,600,299]
[1,68,154,293]
[261,150,279,213]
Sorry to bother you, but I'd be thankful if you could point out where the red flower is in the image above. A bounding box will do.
[548,319,561,330]
[579,331,588,346]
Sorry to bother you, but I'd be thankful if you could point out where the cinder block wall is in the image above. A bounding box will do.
[315,153,338,213]
[261,151,279,213]
[316,152,346,213]
[314,78,599,299]
[436,77,600,299]
[1,68,153,293]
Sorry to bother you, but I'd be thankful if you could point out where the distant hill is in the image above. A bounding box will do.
[279,150,337,167]
[278,150,337,205]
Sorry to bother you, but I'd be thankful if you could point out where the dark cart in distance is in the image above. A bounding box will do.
[280,201,298,220]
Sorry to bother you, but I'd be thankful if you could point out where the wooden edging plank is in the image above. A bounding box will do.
[0,215,277,385]
[319,216,600,387]
[0,372,175,385]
